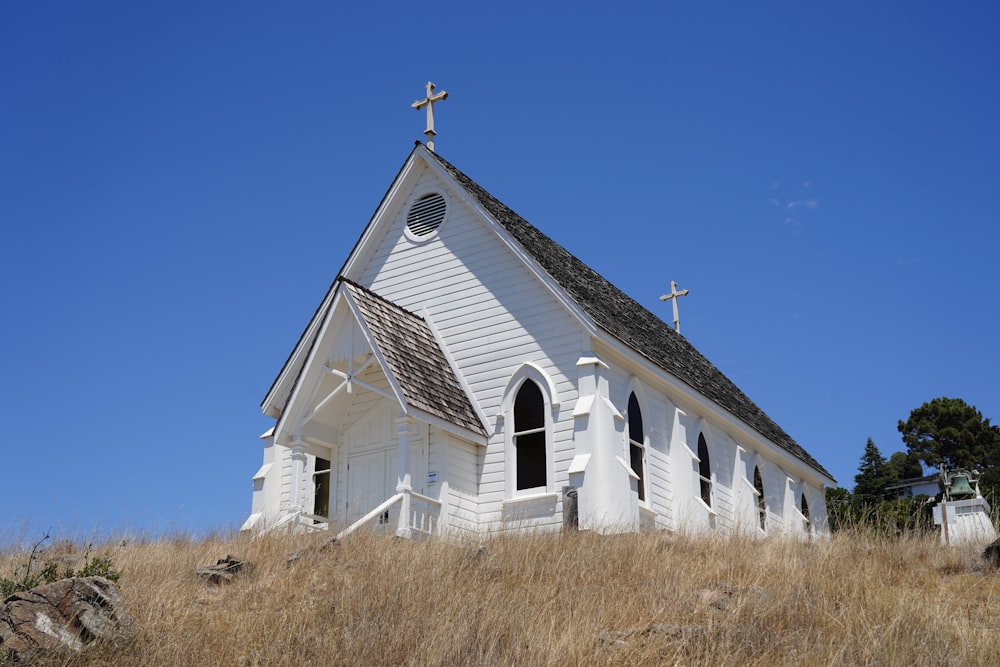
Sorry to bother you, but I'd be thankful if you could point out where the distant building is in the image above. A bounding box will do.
[242,143,835,539]
[884,474,941,500]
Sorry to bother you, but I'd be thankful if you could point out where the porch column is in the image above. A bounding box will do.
[290,443,308,513]
[395,414,414,538]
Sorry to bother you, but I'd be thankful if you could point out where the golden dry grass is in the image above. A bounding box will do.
[3,528,1000,666]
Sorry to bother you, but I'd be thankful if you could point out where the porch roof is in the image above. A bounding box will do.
[344,280,487,438]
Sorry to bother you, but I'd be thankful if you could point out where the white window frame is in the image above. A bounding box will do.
[697,432,713,510]
[624,381,650,506]
[796,483,813,536]
[501,363,558,499]
[752,464,767,533]
[310,454,332,520]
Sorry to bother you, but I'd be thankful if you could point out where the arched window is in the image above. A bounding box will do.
[753,466,766,531]
[801,492,811,534]
[513,379,547,491]
[627,392,646,502]
[697,433,712,507]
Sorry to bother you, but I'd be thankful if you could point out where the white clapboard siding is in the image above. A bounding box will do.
[647,390,675,527]
[759,457,779,535]
[603,356,682,528]
[437,431,481,537]
[353,163,588,533]
[278,445,293,510]
[731,447,759,536]
[709,428,737,533]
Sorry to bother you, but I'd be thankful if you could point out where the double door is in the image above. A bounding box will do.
[346,447,399,521]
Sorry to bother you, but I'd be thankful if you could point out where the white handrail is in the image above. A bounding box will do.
[409,490,442,507]
[335,493,405,540]
[262,510,301,535]
[261,510,334,535]
[298,512,333,526]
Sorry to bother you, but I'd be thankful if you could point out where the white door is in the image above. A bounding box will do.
[347,450,390,519]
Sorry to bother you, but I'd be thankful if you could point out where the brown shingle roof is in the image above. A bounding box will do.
[344,280,486,437]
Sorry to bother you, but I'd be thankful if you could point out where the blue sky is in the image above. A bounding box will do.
[3,2,998,540]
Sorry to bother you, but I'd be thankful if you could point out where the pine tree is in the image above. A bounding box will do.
[854,438,890,503]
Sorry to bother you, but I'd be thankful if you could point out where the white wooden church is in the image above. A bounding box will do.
[242,98,835,539]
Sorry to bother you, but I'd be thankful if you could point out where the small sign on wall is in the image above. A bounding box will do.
[427,471,438,485]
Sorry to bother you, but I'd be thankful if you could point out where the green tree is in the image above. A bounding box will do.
[898,397,1000,489]
[885,450,923,483]
[824,487,856,532]
[854,438,891,503]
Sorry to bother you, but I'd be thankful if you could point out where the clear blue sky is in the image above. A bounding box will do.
[3,2,998,540]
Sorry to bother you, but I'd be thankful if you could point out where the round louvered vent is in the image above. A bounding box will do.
[406,193,446,237]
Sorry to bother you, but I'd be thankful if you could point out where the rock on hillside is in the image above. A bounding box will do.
[0,576,134,662]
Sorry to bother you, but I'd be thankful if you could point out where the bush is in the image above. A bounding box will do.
[0,534,121,598]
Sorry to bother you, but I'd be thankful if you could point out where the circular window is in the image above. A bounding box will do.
[406,193,447,238]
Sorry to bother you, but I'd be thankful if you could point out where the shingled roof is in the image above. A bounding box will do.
[427,150,833,480]
[344,279,487,438]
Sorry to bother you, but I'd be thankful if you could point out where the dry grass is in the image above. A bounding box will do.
[3,528,1000,666]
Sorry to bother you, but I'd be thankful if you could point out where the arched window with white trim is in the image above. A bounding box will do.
[627,392,646,502]
[753,465,766,531]
[697,433,712,508]
[502,363,557,498]
[513,380,547,491]
[800,491,811,535]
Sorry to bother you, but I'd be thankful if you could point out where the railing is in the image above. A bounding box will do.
[334,491,443,540]
[335,493,405,540]
[262,510,333,535]
[264,491,443,540]
[408,491,442,536]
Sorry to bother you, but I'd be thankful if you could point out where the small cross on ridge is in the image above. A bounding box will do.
[412,81,448,152]
[659,280,690,334]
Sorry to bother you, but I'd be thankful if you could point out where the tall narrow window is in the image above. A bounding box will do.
[801,492,811,534]
[514,380,546,491]
[313,457,331,520]
[697,433,712,507]
[753,466,766,531]
[627,392,646,502]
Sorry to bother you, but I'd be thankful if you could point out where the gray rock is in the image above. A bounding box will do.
[196,555,252,584]
[0,576,134,662]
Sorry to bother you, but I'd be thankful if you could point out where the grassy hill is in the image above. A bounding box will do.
[2,528,998,665]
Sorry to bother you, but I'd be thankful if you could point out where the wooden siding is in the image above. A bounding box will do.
[435,430,481,537]
[278,445,293,511]
[705,424,737,533]
[597,338,824,537]
[355,164,585,533]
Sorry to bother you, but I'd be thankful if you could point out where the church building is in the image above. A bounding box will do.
[242,89,835,538]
